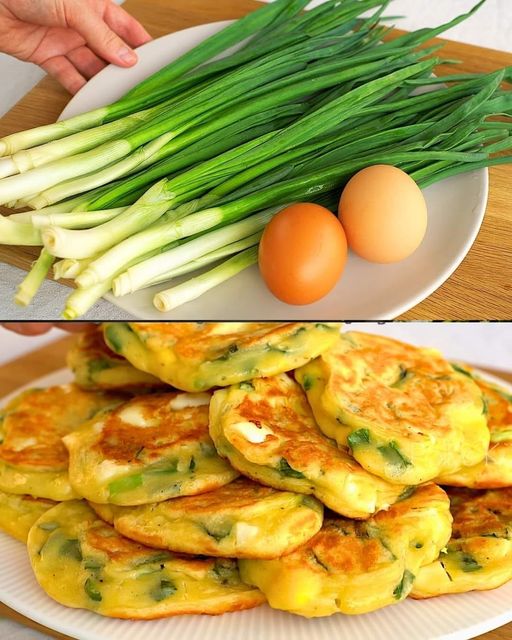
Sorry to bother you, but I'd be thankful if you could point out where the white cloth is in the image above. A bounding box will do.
[0,264,132,320]
[0,619,49,640]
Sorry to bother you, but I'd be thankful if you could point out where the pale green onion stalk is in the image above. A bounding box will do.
[0,139,133,206]
[10,105,165,174]
[9,201,107,224]
[0,107,111,157]
[54,255,99,280]
[76,205,226,288]
[0,216,41,245]
[149,231,263,284]
[112,208,276,296]
[29,133,176,209]
[62,279,113,320]
[15,249,54,306]
[8,211,34,223]
[31,207,127,229]
[62,240,180,319]
[42,181,172,259]
[12,195,39,208]
[153,246,258,312]
[0,157,16,179]
[53,260,67,280]
[11,193,101,216]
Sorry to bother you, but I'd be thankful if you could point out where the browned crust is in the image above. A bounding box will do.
[448,487,512,538]
[0,385,122,471]
[95,393,210,465]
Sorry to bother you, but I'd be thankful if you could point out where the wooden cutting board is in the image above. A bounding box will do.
[0,334,511,639]
[0,0,511,320]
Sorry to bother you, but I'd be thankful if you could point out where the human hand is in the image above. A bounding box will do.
[2,322,95,335]
[0,0,151,94]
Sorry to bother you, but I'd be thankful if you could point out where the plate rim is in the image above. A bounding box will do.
[1,366,512,640]
[58,20,489,321]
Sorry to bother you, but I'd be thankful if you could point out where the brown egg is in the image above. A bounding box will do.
[339,165,428,264]
[259,203,347,305]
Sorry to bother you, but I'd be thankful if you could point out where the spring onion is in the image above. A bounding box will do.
[149,231,263,284]
[153,246,259,312]
[0,216,42,245]
[41,181,173,258]
[0,0,310,156]
[16,43,429,208]
[31,208,127,230]
[112,207,278,296]
[15,250,54,306]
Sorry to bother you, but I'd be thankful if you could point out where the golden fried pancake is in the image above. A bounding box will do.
[0,490,56,542]
[28,501,265,618]
[64,392,238,505]
[90,477,323,559]
[412,488,512,598]
[296,332,489,485]
[0,385,124,501]
[103,322,341,392]
[68,326,166,392]
[209,374,407,519]
[438,368,512,488]
[240,483,451,617]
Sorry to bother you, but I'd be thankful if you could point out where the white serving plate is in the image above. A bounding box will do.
[59,21,488,320]
[1,367,512,640]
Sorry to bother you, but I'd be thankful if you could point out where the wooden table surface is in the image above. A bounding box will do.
[0,335,512,638]
[0,0,511,317]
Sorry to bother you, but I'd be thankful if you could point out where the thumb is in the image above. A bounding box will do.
[67,7,138,67]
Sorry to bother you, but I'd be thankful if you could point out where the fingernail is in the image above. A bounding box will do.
[118,47,137,64]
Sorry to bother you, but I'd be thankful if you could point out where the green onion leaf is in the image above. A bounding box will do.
[108,474,143,497]
[348,429,371,448]
[150,578,177,602]
[84,578,102,602]
[60,539,82,562]
[277,458,305,479]
[378,442,413,472]
[393,570,415,600]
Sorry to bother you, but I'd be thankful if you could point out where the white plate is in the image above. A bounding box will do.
[0,369,512,640]
[1,367,512,640]
[59,21,488,321]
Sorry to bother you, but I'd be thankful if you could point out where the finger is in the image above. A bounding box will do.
[28,26,85,65]
[104,3,152,48]
[2,323,54,336]
[66,45,106,79]
[67,9,138,68]
[53,322,97,333]
[41,55,86,94]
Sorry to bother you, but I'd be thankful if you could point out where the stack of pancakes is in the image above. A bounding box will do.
[0,323,510,619]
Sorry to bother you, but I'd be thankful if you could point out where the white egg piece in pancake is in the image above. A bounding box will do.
[209,373,407,519]
[64,392,238,505]
[102,322,341,392]
[28,501,265,618]
[296,332,489,485]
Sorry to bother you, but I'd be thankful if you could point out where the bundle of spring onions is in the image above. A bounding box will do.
[0,0,511,317]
